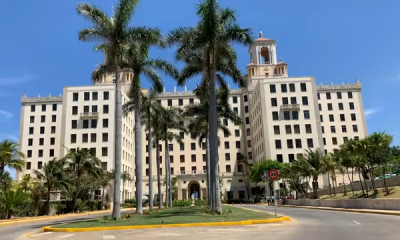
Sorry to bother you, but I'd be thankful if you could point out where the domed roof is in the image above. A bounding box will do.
[255,31,275,42]
[247,62,256,67]
[276,59,287,65]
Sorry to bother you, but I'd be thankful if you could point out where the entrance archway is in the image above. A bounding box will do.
[188,180,201,199]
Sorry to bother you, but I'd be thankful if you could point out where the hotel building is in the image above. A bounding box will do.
[16,32,367,201]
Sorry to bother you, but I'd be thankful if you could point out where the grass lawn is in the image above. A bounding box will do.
[53,206,274,228]
[320,186,400,200]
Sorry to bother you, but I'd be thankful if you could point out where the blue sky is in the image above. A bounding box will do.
[1,0,399,177]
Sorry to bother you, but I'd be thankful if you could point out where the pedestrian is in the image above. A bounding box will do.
[272,195,275,205]
[267,196,271,205]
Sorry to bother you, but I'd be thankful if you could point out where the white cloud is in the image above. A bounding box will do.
[364,108,378,118]
[0,74,35,86]
[0,109,13,118]
[0,133,18,142]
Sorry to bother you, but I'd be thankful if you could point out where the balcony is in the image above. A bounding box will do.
[80,112,99,118]
[281,104,300,110]
[178,170,207,175]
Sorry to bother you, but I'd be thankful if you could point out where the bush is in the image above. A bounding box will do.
[195,199,206,206]
[172,200,192,207]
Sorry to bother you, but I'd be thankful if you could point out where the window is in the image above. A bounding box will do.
[244,95,248,102]
[180,143,184,151]
[49,149,54,157]
[300,83,307,92]
[41,104,46,112]
[71,134,77,143]
[84,92,90,101]
[30,105,36,112]
[91,119,97,128]
[326,92,331,99]
[284,111,290,120]
[276,154,283,163]
[294,124,300,134]
[327,103,333,111]
[289,83,295,92]
[226,165,231,173]
[224,141,230,149]
[236,141,241,148]
[285,125,292,134]
[351,113,356,121]
[71,120,77,129]
[225,153,230,161]
[302,96,308,106]
[82,134,88,143]
[92,92,98,100]
[178,99,183,106]
[191,143,196,150]
[330,126,336,133]
[271,98,277,106]
[50,127,55,134]
[318,104,322,111]
[189,98,194,105]
[52,115,56,122]
[103,105,109,114]
[275,140,282,149]
[281,84,287,93]
[245,106,249,113]
[247,140,251,147]
[39,138,44,145]
[102,133,108,142]
[232,96,238,103]
[27,150,32,158]
[38,161,43,169]
[338,103,344,110]
[349,102,355,110]
[223,118,228,126]
[26,162,31,170]
[167,99,172,106]
[273,125,280,135]
[191,154,196,162]
[307,138,314,148]
[72,106,78,115]
[30,116,34,123]
[287,139,293,149]
[332,137,338,145]
[292,111,299,120]
[84,106,89,112]
[170,156,174,163]
[272,112,279,121]
[246,128,251,136]
[91,133,97,142]
[337,92,342,99]
[340,114,345,121]
[295,139,303,148]
[245,117,250,124]
[52,104,57,111]
[235,129,240,137]
[317,93,320,100]
[288,154,295,162]
[180,155,185,163]
[270,84,276,93]
[329,114,334,122]
[73,93,79,101]
[348,91,353,98]
[341,125,347,133]
[248,152,253,159]
[41,115,46,122]
[282,97,288,105]
[83,120,89,128]
[343,137,349,143]
[103,119,109,128]
[102,147,108,156]
[303,110,310,119]
[238,164,243,172]
[103,91,109,100]
[38,150,43,158]
[320,115,323,122]
[179,131,185,139]
[353,125,358,132]
[305,124,312,133]
[28,138,33,146]
[233,107,238,113]
[40,127,45,134]
[290,97,297,104]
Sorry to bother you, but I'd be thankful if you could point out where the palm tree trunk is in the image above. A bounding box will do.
[134,74,143,214]
[164,139,171,208]
[165,142,172,207]
[47,187,51,215]
[122,181,125,203]
[331,174,336,196]
[155,138,162,209]
[208,52,222,213]
[148,121,154,211]
[112,69,122,219]
[102,187,105,208]
[327,172,332,196]
[206,133,211,207]
[382,164,389,194]
[342,174,346,195]
[357,170,365,195]
[346,169,354,195]
[73,175,81,212]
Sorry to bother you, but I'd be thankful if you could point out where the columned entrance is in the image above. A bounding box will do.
[188,180,201,199]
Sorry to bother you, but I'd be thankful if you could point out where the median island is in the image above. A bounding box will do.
[52,206,275,229]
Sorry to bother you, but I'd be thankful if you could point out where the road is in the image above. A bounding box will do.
[3,206,400,240]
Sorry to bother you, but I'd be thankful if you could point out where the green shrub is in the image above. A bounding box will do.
[172,200,192,207]
[195,199,206,206]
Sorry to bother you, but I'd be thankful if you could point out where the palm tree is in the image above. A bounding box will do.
[0,140,25,188]
[99,171,113,208]
[0,189,30,219]
[34,158,68,215]
[298,149,326,199]
[167,0,253,213]
[157,105,185,207]
[237,153,251,200]
[119,43,178,214]
[63,148,102,212]
[77,0,161,219]
[121,171,132,202]
[322,154,336,196]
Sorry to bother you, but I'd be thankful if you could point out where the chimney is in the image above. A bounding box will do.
[259,31,263,38]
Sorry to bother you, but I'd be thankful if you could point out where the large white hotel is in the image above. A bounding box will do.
[16,32,368,201]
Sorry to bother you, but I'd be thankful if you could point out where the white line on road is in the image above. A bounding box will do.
[59,234,76,239]
[353,221,361,225]
[31,232,53,237]
[103,235,115,240]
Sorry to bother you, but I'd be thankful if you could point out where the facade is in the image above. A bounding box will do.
[16,31,367,202]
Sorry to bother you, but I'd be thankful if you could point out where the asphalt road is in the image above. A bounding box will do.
[0,210,133,240]
[3,206,400,240]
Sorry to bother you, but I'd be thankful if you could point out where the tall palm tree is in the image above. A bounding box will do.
[120,44,178,213]
[236,153,251,200]
[167,0,253,213]
[77,0,161,219]
[298,149,326,199]
[157,105,185,207]
[0,140,25,187]
[121,171,132,202]
[63,148,102,212]
[34,158,68,215]
[0,189,30,219]
[99,171,113,208]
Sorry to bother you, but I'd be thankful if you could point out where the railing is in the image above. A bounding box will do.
[179,170,207,175]
[80,112,99,117]
[281,104,300,110]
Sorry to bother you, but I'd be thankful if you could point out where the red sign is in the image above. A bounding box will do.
[268,169,279,180]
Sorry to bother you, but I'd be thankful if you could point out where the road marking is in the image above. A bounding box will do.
[103,235,115,240]
[353,221,361,225]
[31,232,53,237]
[59,234,76,239]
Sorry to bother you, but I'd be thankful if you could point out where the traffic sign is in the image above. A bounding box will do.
[268,169,279,180]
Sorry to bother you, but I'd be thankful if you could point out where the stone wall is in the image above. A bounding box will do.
[287,198,400,210]
[318,175,400,196]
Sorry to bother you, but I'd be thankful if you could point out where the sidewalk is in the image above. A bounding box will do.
[279,204,400,216]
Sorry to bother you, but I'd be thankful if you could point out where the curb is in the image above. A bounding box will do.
[279,205,400,216]
[41,217,291,232]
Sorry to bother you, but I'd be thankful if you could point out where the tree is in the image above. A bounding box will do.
[167,1,252,212]
[0,140,25,188]
[248,160,283,197]
[121,171,132,202]
[0,189,30,219]
[236,153,251,200]
[77,0,161,219]
[63,148,102,212]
